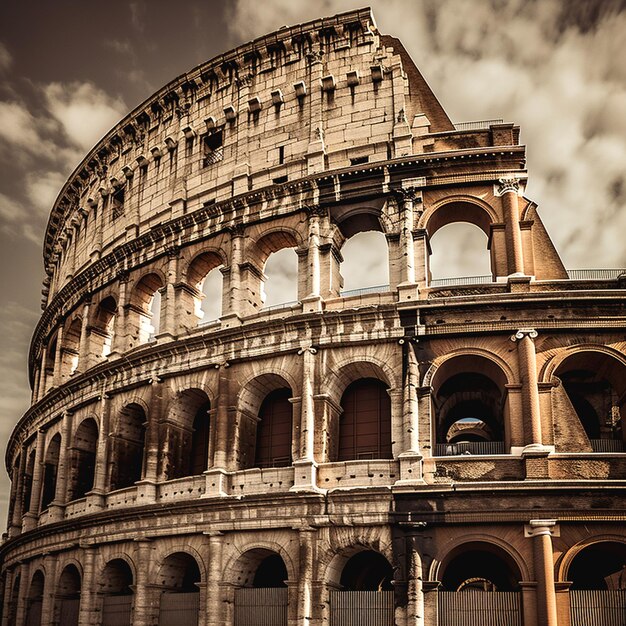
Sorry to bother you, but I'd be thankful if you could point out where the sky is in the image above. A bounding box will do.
[1,0,625,528]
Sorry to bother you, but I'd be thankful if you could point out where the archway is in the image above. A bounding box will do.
[164,389,211,480]
[431,355,509,455]
[26,570,44,626]
[329,550,395,626]
[438,542,522,626]
[54,564,81,626]
[554,351,626,452]
[109,403,146,491]
[429,222,491,285]
[262,248,298,308]
[233,549,288,626]
[157,552,201,626]
[93,296,117,358]
[131,273,164,345]
[254,388,293,469]
[68,418,98,501]
[340,231,389,295]
[337,378,392,461]
[567,541,626,625]
[99,559,134,626]
[41,433,61,511]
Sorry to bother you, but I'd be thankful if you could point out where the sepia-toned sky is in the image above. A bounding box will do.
[1,0,625,528]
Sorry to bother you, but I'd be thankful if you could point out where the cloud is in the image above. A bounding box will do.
[44,82,127,152]
[0,42,12,73]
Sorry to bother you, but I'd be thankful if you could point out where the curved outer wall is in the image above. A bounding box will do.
[2,8,626,626]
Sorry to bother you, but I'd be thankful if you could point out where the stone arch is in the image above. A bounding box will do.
[331,200,393,238]
[61,315,82,377]
[546,346,626,450]
[97,552,138,587]
[421,195,498,237]
[97,556,135,626]
[129,271,165,346]
[431,536,528,590]
[162,387,212,480]
[237,372,295,470]
[68,417,98,501]
[26,569,45,626]
[109,402,147,491]
[428,352,512,454]
[223,540,295,588]
[322,357,396,404]
[41,432,62,510]
[558,535,626,585]
[53,562,82,626]
[185,249,226,324]
[91,294,118,358]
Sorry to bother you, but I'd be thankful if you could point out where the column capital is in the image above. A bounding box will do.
[525,519,559,537]
[297,345,318,355]
[496,176,521,195]
[304,204,327,219]
[511,328,538,342]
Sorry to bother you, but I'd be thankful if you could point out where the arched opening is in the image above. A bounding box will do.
[163,389,211,480]
[429,222,492,284]
[26,570,44,626]
[22,449,36,514]
[340,551,393,591]
[254,388,293,469]
[568,541,626,624]
[439,542,522,626]
[432,356,508,456]
[426,201,495,285]
[93,296,117,358]
[157,553,201,626]
[44,333,58,387]
[61,317,82,377]
[68,418,98,501]
[99,559,134,626]
[329,550,394,625]
[54,564,81,626]
[555,352,626,452]
[188,252,224,324]
[7,574,20,626]
[132,273,164,345]
[110,404,146,491]
[340,230,389,294]
[233,550,288,626]
[262,248,298,308]
[41,433,61,511]
[337,378,392,461]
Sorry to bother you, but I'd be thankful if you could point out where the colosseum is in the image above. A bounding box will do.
[1,7,625,626]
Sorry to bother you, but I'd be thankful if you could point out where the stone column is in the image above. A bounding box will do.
[14,561,31,626]
[497,177,524,275]
[205,531,224,626]
[110,271,130,356]
[49,411,73,522]
[136,380,161,502]
[292,347,318,491]
[76,300,91,374]
[37,346,48,399]
[52,325,64,387]
[408,540,425,626]
[394,186,421,302]
[296,527,316,626]
[78,544,96,626]
[23,429,46,531]
[158,246,179,340]
[398,339,424,483]
[90,392,111,509]
[306,47,326,175]
[422,581,440,626]
[413,229,430,288]
[204,364,230,496]
[222,225,244,324]
[9,445,28,536]
[132,539,153,626]
[511,329,551,459]
[302,207,325,312]
[40,555,58,626]
[525,520,558,626]
[1,567,15,626]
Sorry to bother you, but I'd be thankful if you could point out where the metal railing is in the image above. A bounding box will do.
[434,441,506,456]
[439,591,521,626]
[330,591,395,626]
[234,588,288,626]
[590,439,626,453]
[429,275,493,287]
[340,284,390,298]
[261,300,298,312]
[567,269,626,280]
[454,119,504,131]
[570,590,626,626]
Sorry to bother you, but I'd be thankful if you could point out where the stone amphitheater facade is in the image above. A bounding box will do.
[1,8,625,626]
